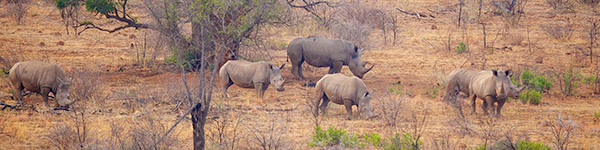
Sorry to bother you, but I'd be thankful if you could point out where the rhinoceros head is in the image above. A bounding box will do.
[56,77,74,107]
[359,89,378,119]
[493,69,522,99]
[269,64,285,91]
[348,48,374,79]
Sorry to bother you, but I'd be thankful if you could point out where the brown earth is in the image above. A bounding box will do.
[1,0,600,149]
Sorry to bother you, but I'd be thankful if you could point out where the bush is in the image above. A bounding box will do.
[425,87,438,98]
[383,133,422,150]
[309,126,358,147]
[583,74,598,86]
[545,0,574,10]
[520,69,552,92]
[543,24,574,41]
[557,68,582,96]
[516,140,551,150]
[519,89,542,105]
[362,132,382,147]
[455,42,467,54]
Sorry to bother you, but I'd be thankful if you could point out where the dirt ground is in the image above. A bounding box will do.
[1,0,600,149]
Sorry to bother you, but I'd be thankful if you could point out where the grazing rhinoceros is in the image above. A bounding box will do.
[219,60,285,99]
[445,68,523,117]
[9,60,73,108]
[287,36,374,79]
[313,73,377,120]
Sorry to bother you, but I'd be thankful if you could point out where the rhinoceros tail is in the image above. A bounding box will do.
[443,70,460,104]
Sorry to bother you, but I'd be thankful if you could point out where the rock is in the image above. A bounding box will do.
[431,24,437,30]
[535,57,543,64]
[56,41,64,46]
[38,42,45,47]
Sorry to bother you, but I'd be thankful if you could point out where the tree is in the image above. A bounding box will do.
[54,0,149,35]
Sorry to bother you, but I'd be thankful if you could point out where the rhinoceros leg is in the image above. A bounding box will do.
[222,77,234,99]
[41,87,51,108]
[496,99,506,117]
[482,96,495,116]
[331,61,343,74]
[290,55,305,79]
[12,83,24,106]
[254,82,267,99]
[343,99,353,120]
[471,95,477,115]
[319,95,330,116]
[313,90,324,116]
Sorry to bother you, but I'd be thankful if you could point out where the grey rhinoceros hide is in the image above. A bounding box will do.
[219,60,285,99]
[287,36,374,79]
[9,60,73,108]
[313,73,377,120]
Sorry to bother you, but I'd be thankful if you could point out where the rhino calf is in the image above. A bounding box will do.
[313,73,377,120]
[9,60,73,108]
[219,60,285,99]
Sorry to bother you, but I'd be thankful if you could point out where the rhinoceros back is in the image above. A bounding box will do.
[297,37,358,67]
[9,61,66,93]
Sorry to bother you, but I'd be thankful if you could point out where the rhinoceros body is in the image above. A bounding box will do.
[9,60,73,108]
[313,73,377,120]
[219,60,285,99]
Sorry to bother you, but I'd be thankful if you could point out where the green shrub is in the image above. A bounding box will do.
[362,132,382,147]
[309,126,358,147]
[520,69,552,92]
[520,89,542,105]
[583,74,598,86]
[383,133,422,150]
[0,67,8,78]
[559,68,582,96]
[594,112,600,120]
[515,140,551,150]
[475,143,486,150]
[455,42,467,54]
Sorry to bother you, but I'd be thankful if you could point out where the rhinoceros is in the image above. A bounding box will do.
[445,68,523,117]
[313,73,377,120]
[8,60,73,108]
[219,60,285,99]
[287,36,374,79]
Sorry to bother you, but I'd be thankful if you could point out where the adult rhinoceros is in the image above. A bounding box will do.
[9,60,73,108]
[444,68,523,117]
[287,36,374,79]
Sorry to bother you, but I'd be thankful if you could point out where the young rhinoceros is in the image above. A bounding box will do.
[313,73,377,120]
[219,60,285,99]
[9,60,73,108]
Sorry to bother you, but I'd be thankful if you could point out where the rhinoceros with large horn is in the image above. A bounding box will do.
[287,36,374,79]
[219,60,285,99]
[313,73,377,120]
[9,60,73,108]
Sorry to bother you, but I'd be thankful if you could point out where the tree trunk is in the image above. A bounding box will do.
[191,103,206,150]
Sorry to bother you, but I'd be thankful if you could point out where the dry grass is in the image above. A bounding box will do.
[1,0,600,149]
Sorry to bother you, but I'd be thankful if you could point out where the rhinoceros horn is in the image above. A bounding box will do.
[362,64,374,74]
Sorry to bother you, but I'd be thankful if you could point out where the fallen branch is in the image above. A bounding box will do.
[396,8,435,18]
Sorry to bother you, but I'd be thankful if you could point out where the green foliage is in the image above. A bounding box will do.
[309,126,358,147]
[383,133,422,150]
[520,69,552,92]
[558,68,582,96]
[511,75,521,87]
[54,0,81,9]
[583,74,598,86]
[362,132,382,147]
[85,0,115,14]
[520,89,542,105]
[0,67,8,78]
[455,42,467,54]
[515,140,551,150]
[475,144,486,150]
[425,87,438,98]
[594,112,600,120]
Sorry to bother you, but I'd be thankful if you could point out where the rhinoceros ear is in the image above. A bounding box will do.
[279,64,285,70]
[505,70,512,77]
[492,69,498,76]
